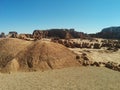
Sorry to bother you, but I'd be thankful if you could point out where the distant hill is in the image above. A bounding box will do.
[90,26,120,39]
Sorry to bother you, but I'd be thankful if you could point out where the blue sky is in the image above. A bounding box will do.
[0,0,120,34]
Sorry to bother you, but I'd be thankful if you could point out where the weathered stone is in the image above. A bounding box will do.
[93,62,100,67]
[33,30,48,39]
[0,32,5,38]
[8,31,18,38]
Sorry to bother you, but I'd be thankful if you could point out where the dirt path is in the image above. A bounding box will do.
[0,66,120,90]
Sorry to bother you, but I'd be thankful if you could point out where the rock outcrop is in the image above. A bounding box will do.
[8,31,18,38]
[33,30,48,39]
[0,32,5,38]
[32,29,87,39]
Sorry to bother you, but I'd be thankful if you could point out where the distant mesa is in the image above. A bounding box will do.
[32,29,87,39]
[102,26,120,33]
[90,26,120,39]
[1,27,120,40]
[100,26,120,39]
[0,29,88,40]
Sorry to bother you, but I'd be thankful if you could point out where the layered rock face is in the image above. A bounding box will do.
[18,34,33,39]
[47,29,72,39]
[32,30,48,39]
[8,31,18,38]
[0,29,88,40]
[32,29,87,39]
[90,26,120,39]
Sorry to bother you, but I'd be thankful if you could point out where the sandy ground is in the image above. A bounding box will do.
[0,66,120,90]
[69,48,120,64]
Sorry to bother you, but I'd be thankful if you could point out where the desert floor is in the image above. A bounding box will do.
[69,48,120,64]
[0,66,120,90]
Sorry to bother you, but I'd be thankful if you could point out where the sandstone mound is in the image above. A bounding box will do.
[0,38,32,69]
[0,39,79,72]
[13,41,79,72]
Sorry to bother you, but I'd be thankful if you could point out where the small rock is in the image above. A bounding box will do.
[93,62,100,67]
